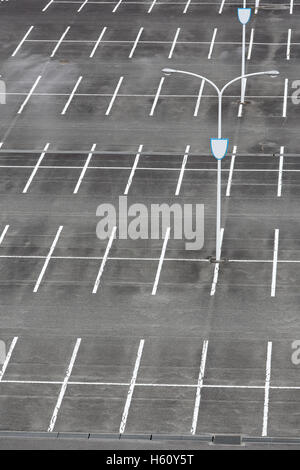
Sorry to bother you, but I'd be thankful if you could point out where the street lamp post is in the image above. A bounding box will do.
[238,6,252,104]
[162,68,280,261]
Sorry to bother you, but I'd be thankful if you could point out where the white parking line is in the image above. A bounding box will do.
[61,76,82,115]
[218,0,225,14]
[119,339,145,434]
[152,227,170,296]
[168,28,181,59]
[77,0,88,11]
[0,225,9,246]
[124,144,143,195]
[183,0,191,14]
[23,143,50,193]
[42,0,54,11]
[92,226,117,294]
[148,0,157,13]
[105,77,124,116]
[287,29,292,60]
[271,229,279,298]
[277,146,284,197]
[150,77,165,116]
[208,28,217,60]
[112,0,122,12]
[255,0,260,14]
[33,226,63,293]
[48,338,81,432]
[17,75,42,114]
[90,27,107,58]
[247,28,255,60]
[0,337,18,382]
[50,26,70,57]
[191,340,208,434]
[12,26,34,57]
[210,227,224,296]
[175,144,190,196]
[262,341,272,437]
[73,143,97,194]
[226,145,237,197]
[282,78,288,118]
[290,0,294,14]
[194,79,205,117]
[129,27,144,58]
[238,78,247,117]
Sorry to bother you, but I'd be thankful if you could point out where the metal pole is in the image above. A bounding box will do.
[216,93,222,260]
[241,23,246,103]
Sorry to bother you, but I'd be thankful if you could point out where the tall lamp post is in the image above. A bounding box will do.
[162,68,280,261]
[238,6,252,104]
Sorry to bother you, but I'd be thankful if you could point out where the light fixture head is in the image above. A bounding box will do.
[238,8,252,25]
[162,68,177,76]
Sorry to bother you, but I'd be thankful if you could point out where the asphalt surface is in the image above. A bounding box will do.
[0,0,299,449]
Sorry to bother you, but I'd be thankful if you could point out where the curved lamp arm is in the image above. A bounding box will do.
[162,68,221,96]
[220,71,279,95]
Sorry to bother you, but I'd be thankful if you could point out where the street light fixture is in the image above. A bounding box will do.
[162,68,280,261]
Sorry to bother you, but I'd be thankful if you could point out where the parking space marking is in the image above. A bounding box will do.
[112,0,123,13]
[152,227,170,296]
[208,28,217,59]
[129,27,144,59]
[124,144,143,195]
[17,75,42,114]
[247,28,254,60]
[255,0,260,14]
[168,28,181,59]
[48,338,81,432]
[148,0,157,13]
[105,76,124,116]
[11,26,34,57]
[23,143,50,194]
[183,0,191,14]
[42,0,54,12]
[92,226,117,294]
[5,377,300,391]
[262,342,272,437]
[90,27,107,58]
[61,76,82,115]
[287,29,292,60]
[210,227,224,296]
[0,225,9,246]
[277,146,284,197]
[226,145,237,197]
[271,229,279,298]
[283,78,288,118]
[77,0,89,12]
[191,340,208,434]
[119,339,145,434]
[194,79,205,117]
[150,77,165,116]
[0,337,18,382]
[175,144,190,196]
[290,0,294,14]
[238,78,247,117]
[73,143,97,194]
[218,0,225,14]
[50,26,71,58]
[33,226,63,293]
